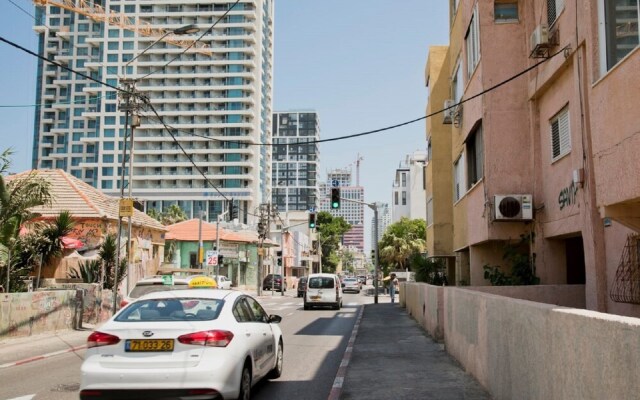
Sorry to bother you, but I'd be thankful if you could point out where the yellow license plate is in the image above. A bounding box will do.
[125,339,174,352]
[310,295,321,300]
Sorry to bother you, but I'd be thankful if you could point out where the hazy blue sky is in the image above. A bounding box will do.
[0,0,450,250]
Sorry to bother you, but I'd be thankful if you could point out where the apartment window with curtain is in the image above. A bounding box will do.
[550,106,571,162]
[547,0,565,26]
[401,173,407,187]
[466,124,484,188]
[453,153,466,202]
[465,4,481,79]
[402,191,407,205]
[603,0,639,70]
[394,191,399,205]
[452,59,464,103]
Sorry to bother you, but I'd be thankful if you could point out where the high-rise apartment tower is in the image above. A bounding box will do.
[31,0,274,223]
[271,111,320,212]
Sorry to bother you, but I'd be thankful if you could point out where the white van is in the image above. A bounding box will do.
[303,273,342,310]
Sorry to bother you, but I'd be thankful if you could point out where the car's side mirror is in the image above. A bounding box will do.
[268,314,282,324]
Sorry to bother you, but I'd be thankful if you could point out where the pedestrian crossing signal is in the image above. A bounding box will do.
[331,188,340,209]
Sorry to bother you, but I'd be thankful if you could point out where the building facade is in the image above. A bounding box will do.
[271,111,320,212]
[391,151,428,223]
[370,201,391,250]
[319,169,365,252]
[426,0,640,317]
[31,0,274,224]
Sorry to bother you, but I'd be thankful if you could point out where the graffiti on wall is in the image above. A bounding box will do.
[558,181,579,211]
[69,220,107,249]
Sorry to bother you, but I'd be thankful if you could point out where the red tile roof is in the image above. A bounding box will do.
[5,169,165,231]
[166,219,276,246]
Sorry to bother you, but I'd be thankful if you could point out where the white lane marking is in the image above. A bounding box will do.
[286,313,294,316]
[8,395,36,400]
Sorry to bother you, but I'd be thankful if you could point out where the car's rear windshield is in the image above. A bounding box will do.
[308,277,335,289]
[116,298,224,322]
[128,284,189,299]
[344,279,357,283]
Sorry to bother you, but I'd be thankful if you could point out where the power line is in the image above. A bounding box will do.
[143,100,260,218]
[2,29,568,147]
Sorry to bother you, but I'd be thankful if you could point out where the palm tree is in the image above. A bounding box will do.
[0,149,52,291]
[378,218,426,273]
[99,234,127,290]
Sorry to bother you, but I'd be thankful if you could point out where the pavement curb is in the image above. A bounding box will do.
[328,305,364,400]
[0,344,87,370]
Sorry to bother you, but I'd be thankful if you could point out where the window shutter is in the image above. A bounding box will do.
[551,107,570,161]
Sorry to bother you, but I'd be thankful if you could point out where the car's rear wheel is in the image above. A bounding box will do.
[268,341,284,379]
[239,363,251,400]
[303,302,309,310]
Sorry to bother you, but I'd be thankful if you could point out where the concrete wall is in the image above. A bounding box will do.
[0,285,116,339]
[401,283,640,400]
[0,291,81,338]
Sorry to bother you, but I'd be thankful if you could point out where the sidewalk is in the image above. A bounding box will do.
[338,302,491,400]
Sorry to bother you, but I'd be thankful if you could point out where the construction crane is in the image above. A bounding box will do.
[33,0,211,55]
[344,154,364,187]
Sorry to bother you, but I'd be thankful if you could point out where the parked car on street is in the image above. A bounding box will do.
[262,274,287,292]
[357,275,367,285]
[342,277,361,293]
[296,276,307,298]
[304,273,342,310]
[80,289,284,400]
[216,275,232,290]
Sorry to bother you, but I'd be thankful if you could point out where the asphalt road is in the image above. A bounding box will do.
[0,290,373,400]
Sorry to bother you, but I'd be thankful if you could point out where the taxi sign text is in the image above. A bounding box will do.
[188,276,217,288]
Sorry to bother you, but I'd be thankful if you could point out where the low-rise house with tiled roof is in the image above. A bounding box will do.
[6,169,166,288]
[165,219,277,289]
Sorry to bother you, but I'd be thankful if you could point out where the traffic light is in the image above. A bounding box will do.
[218,254,224,265]
[308,212,316,228]
[331,187,340,209]
[276,251,282,266]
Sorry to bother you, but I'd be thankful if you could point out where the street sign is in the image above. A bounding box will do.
[119,198,134,217]
[332,179,339,187]
[206,250,218,266]
[161,275,174,285]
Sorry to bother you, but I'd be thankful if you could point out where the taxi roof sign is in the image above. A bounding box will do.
[188,276,218,289]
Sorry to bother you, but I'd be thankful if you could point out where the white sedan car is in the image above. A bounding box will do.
[80,289,284,400]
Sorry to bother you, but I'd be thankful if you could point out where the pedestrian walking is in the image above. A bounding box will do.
[389,273,399,303]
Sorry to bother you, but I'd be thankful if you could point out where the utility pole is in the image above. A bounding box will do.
[338,196,380,303]
[198,208,204,269]
[256,203,270,296]
[215,207,229,283]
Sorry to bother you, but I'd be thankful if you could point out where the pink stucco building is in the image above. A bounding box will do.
[427,0,639,317]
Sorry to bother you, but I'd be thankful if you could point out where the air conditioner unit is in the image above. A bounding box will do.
[530,23,549,57]
[493,195,533,221]
[443,99,455,124]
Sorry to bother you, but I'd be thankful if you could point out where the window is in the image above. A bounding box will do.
[233,298,253,322]
[453,153,466,202]
[466,124,484,188]
[426,198,433,227]
[495,1,518,22]
[547,0,564,26]
[465,4,480,79]
[603,0,639,71]
[402,191,407,205]
[394,191,399,205]
[550,106,571,161]
[401,173,407,187]
[427,137,432,161]
[452,59,464,102]
[245,297,268,323]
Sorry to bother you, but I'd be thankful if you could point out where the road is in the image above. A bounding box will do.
[0,290,373,400]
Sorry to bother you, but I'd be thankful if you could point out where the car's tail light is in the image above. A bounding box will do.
[87,331,120,348]
[178,330,234,347]
[79,390,102,397]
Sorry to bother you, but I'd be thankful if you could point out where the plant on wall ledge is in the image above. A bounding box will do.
[483,233,540,286]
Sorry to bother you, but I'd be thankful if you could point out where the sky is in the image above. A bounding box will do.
[0,0,450,251]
